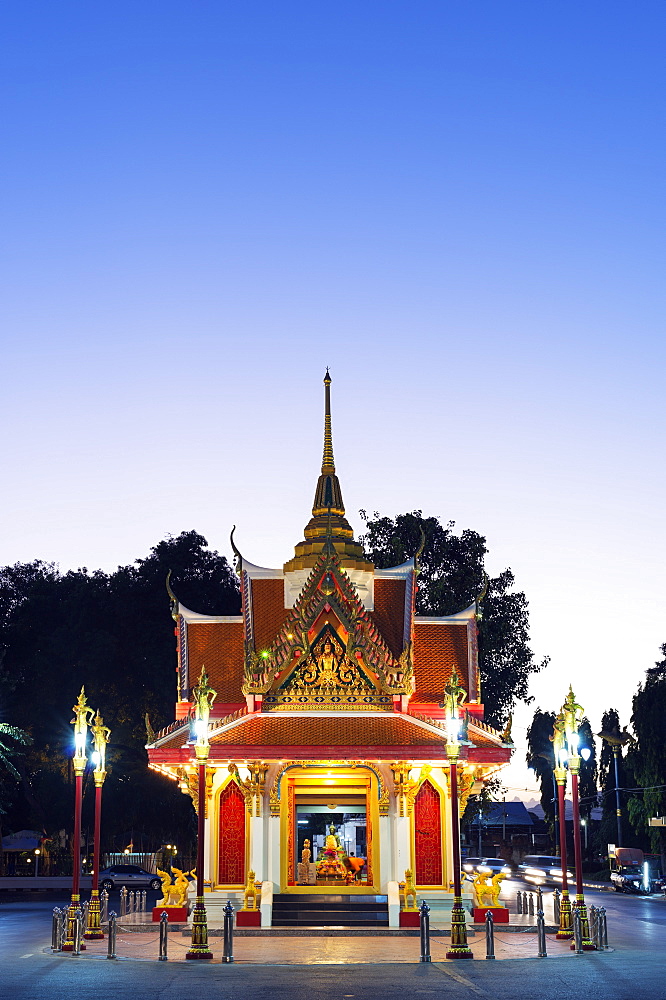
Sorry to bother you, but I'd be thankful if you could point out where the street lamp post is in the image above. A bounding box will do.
[63,687,93,951]
[443,670,473,960]
[561,687,595,950]
[85,710,111,940]
[552,714,573,940]
[186,669,216,960]
[612,747,623,848]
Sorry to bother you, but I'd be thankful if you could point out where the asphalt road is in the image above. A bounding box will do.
[0,886,664,1000]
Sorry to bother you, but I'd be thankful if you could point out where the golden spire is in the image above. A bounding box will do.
[283,370,372,573]
[322,368,335,473]
[311,369,345,518]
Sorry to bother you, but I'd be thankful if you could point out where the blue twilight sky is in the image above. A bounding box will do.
[2,2,665,796]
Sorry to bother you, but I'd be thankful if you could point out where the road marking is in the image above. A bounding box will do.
[21,954,33,959]
[432,963,494,997]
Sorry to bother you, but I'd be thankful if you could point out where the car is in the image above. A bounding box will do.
[610,865,661,894]
[462,856,484,874]
[476,857,514,876]
[518,855,573,885]
[99,864,162,892]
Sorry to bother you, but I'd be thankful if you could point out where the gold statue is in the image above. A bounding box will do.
[471,871,506,909]
[242,870,261,911]
[156,867,195,908]
[301,839,312,865]
[400,869,418,911]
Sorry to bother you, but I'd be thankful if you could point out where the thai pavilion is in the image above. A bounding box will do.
[146,372,512,927]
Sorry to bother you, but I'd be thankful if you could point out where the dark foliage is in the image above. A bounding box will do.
[359,510,548,727]
[0,531,239,851]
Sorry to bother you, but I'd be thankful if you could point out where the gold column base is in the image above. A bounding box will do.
[186,897,213,960]
[83,889,104,940]
[555,889,573,940]
[445,897,473,959]
[570,897,597,951]
[61,895,86,951]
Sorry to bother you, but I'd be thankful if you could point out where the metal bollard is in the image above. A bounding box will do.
[589,905,597,947]
[52,908,62,952]
[120,886,128,916]
[485,910,495,960]
[528,892,535,916]
[140,890,147,913]
[222,900,235,963]
[522,891,528,914]
[73,907,83,955]
[419,900,431,963]
[553,888,560,924]
[572,906,583,954]
[536,886,543,913]
[516,891,523,914]
[536,909,547,958]
[600,907,608,949]
[158,911,168,961]
[130,890,136,914]
[59,909,67,950]
[101,888,109,924]
[107,911,117,959]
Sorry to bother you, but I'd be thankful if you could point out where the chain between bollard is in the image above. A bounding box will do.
[222,900,235,963]
[159,911,169,961]
[572,906,584,954]
[553,888,560,924]
[485,909,495,960]
[516,891,523,914]
[107,911,117,959]
[536,909,547,958]
[52,908,62,952]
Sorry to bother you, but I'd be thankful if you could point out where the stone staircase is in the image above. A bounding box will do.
[271,893,389,928]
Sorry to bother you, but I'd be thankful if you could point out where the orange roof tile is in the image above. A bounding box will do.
[251,578,289,652]
[187,621,245,703]
[209,713,444,749]
[369,579,406,659]
[413,622,470,703]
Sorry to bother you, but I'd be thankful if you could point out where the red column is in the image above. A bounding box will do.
[555,778,573,939]
[445,758,472,959]
[196,762,205,898]
[92,784,102,893]
[186,761,212,959]
[571,772,584,898]
[449,761,462,899]
[557,781,569,894]
[63,772,85,950]
[570,770,595,949]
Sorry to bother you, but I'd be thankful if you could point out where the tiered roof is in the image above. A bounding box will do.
[148,371,511,766]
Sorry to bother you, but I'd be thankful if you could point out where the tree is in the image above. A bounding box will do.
[359,510,548,727]
[0,722,31,875]
[0,532,240,848]
[597,708,635,853]
[526,709,557,843]
[627,645,666,865]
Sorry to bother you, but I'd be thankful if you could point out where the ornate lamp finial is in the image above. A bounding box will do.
[192,668,217,761]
